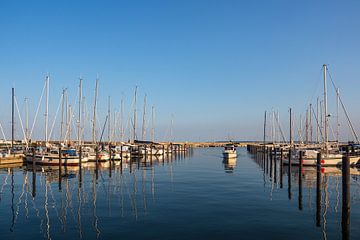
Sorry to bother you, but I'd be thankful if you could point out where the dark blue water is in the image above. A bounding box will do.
[0,148,359,239]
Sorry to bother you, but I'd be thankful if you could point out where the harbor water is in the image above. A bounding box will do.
[0,148,360,239]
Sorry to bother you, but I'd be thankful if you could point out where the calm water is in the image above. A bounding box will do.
[1,148,360,239]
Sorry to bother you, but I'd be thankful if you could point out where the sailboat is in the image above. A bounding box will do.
[284,65,360,166]
[25,77,89,166]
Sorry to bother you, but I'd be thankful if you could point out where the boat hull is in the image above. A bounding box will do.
[25,155,88,166]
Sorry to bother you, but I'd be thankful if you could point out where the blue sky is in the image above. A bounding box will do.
[1,0,360,141]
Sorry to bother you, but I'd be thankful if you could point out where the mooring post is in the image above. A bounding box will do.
[270,147,273,179]
[280,148,283,188]
[79,146,82,185]
[109,144,112,178]
[298,151,303,211]
[120,152,123,175]
[32,148,36,198]
[342,148,350,240]
[274,148,277,184]
[265,147,268,174]
[95,145,99,180]
[316,152,321,227]
[288,149,292,200]
[145,144,147,160]
[58,147,62,191]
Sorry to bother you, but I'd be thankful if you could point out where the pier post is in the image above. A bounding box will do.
[95,145,99,180]
[265,147,268,174]
[79,146,82,185]
[109,144,112,178]
[145,144,147,160]
[270,148,273,179]
[120,144,123,162]
[32,147,36,198]
[316,152,321,227]
[298,151,303,210]
[58,147,62,191]
[274,148,277,184]
[120,150,123,175]
[288,149,292,200]
[280,148,283,188]
[342,149,350,240]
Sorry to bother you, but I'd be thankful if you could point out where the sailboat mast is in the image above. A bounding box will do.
[305,108,309,145]
[263,111,266,146]
[120,97,124,142]
[45,75,49,144]
[309,103,313,143]
[133,86,138,142]
[11,87,15,148]
[323,64,328,155]
[316,97,319,143]
[289,108,293,146]
[108,96,111,143]
[68,104,72,144]
[151,106,155,143]
[25,97,29,143]
[336,88,340,143]
[60,89,65,142]
[77,78,83,146]
[142,94,147,141]
[92,79,98,144]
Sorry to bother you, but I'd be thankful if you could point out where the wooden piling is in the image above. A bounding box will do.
[316,152,321,227]
[288,149,292,200]
[280,148,283,188]
[79,146,82,185]
[95,145,99,180]
[274,148,277,184]
[32,148,36,198]
[298,151,303,211]
[58,147,62,191]
[342,150,350,240]
[109,145,112,178]
[270,148,273,179]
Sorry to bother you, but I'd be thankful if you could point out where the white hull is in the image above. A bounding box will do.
[222,151,237,158]
[283,155,360,166]
[26,154,88,166]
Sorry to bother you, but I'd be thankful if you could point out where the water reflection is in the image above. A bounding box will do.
[223,158,237,173]
[0,150,192,239]
[250,149,360,240]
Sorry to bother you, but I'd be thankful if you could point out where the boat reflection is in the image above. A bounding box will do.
[250,150,359,240]
[0,150,192,239]
[223,158,237,173]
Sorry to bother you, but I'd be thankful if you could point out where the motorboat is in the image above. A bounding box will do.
[222,144,237,158]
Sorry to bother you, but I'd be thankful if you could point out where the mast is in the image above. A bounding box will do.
[60,89,66,142]
[108,96,111,143]
[142,94,147,141]
[92,79,99,144]
[11,87,15,148]
[289,108,293,146]
[25,97,29,143]
[316,97,319,143]
[336,87,340,143]
[309,103,313,144]
[120,97,124,142]
[305,108,309,145]
[263,111,267,146]
[68,105,72,144]
[45,75,49,144]
[77,78,83,146]
[133,86,138,142]
[151,106,155,143]
[323,64,328,155]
